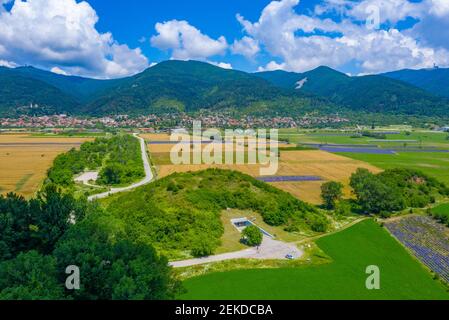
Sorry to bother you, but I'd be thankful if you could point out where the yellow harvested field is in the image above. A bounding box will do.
[0,134,92,197]
[142,133,381,204]
[270,181,325,205]
[153,149,381,204]
[141,133,171,141]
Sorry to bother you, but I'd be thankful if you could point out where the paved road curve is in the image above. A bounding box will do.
[169,236,303,268]
[88,133,154,201]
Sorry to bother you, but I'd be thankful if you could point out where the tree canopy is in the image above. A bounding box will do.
[350,168,449,216]
[242,225,263,247]
[321,181,344,209]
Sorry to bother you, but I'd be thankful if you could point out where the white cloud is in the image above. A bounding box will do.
[0,0,149,78]
[151,20,228,61]
[208,61,233,70]
[51,67,69,76]
[231,36,260,59]
[257,61,286,72]
[237,0,449,74]
[0,59,16,68]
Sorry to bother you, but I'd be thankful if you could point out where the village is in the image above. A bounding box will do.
[0,112,350,131]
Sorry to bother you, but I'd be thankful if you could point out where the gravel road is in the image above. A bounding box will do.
[88,134,154,201]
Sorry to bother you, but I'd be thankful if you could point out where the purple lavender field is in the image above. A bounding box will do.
[257,176,323,182]
[385,215,449,283]
[320,146,397,154]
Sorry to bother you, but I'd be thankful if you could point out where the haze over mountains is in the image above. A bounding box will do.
[1,60,449,118]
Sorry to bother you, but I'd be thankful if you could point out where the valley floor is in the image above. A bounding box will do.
[180,220,449,300]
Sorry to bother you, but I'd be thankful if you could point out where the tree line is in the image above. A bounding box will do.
[0,186,182,300]
[321,168,449,218]
[47,134,144,188]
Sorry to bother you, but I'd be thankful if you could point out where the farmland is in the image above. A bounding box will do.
[0,134,92,197]
[279,129,449,148]
[143,133,381,204]
[276,129,449,185]
[336,152,449,185]
[181,219,449,300]
[385,215,449,283]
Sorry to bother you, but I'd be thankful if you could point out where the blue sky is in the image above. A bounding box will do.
[87,0,278,71]
[1,0,449,78]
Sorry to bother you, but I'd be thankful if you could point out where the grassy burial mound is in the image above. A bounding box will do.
[47,134,144,188]
[181,219,449,300]
[103,169,329,260]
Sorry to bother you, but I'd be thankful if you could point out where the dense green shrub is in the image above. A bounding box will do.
[107,169,328,258]
[47,134,144,187]
[0,251,65,300]
[321,181,344,209]
[430,204,449,227]
[241,225,263,247]
[53,220,183,300]
[0,184,88,261]
[350,168,448,214]
[361,131,387,139]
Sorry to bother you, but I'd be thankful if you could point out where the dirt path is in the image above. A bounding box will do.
[293,217,368,246]
[88,134,154,201]
[169,236,303,268]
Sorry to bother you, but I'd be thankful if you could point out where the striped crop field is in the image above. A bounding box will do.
[0,134,92,197]
[385,215,449,283]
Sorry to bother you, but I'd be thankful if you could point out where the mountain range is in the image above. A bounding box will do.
[1,60,449,118]
[255,66,449,116]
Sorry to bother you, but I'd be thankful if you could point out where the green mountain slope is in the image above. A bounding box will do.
[256,67,449,116]
[1,61,449,118]
[383,68,449,98]
[85,60,317,115]
[0,66,124,103]
[0,72,80,116]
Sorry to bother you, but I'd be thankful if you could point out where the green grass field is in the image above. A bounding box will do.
[432,203,449,215]
[279,129,449,148]
[181,220,449,300]
[337,152,449,185]
[431,203,449,223]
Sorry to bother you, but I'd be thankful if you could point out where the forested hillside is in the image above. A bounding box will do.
[256,66,449,116]
[3,66,125,102]
[0,72,80,116]
[2,61,449,118]
[383,67,449,98]
[84,60,323,116]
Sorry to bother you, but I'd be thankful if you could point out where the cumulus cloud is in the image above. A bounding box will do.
[151,20,228,61]
[51,67,69,76]
[0,0,149,78]
[208,61,233,70]
[257,61,286,72]
[239,0,449,74]
[231,36,260,59]
[0,59,17,68]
